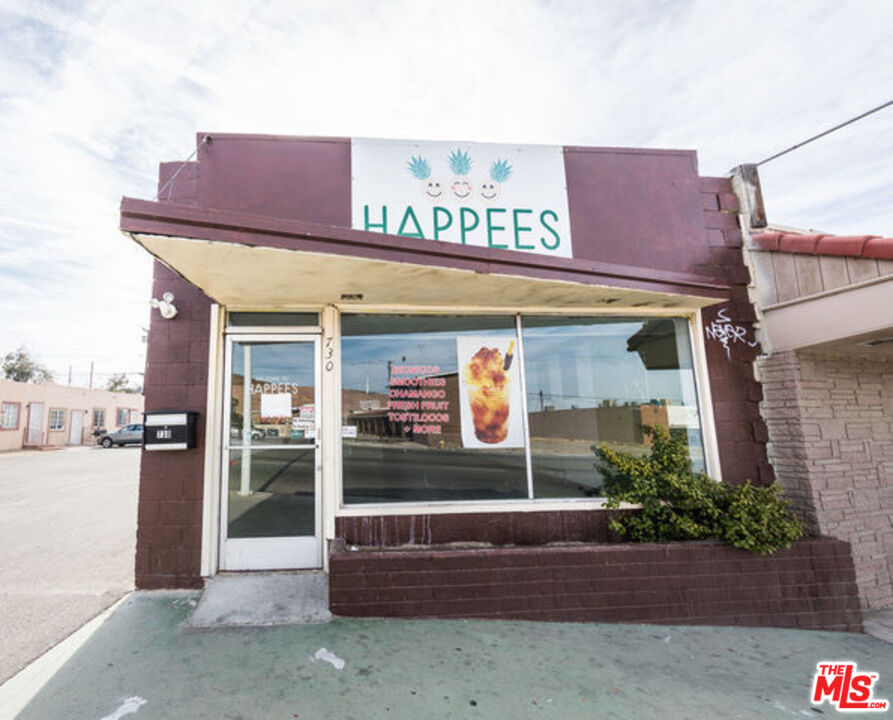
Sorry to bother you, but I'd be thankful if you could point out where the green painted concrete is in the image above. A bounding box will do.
[16,592,893,719]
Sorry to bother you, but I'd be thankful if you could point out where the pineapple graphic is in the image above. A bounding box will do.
[447,148,474,199]
[407,155,442,199]
[480,158,512,200]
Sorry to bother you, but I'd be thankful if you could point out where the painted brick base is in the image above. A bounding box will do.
[330,538,861,631]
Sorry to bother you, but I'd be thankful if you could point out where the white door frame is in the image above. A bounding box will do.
[68,410,84,445]
[219,333,322,570]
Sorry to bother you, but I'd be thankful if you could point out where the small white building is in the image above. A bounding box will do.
[0,379,145,452]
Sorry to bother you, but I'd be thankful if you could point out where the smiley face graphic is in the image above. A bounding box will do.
[451,179,473,199]
[480,182,498,200]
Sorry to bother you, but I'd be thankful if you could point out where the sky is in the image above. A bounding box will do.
[0,0,891,387]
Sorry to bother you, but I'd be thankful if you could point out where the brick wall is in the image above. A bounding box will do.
[699,178,772,485]
[758,350,893,610]
[134,260,211,589]
[330,538,861,631]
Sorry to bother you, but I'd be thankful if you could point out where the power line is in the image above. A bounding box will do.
[756,100,893,167]
[156,134,211,201]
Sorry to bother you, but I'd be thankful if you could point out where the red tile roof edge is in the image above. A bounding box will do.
[753,232,893,261]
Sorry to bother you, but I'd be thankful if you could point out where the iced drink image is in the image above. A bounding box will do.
[463,343,513,444]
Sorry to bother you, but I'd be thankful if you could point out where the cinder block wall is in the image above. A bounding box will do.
[758,350,893,610]
[135,262,211,589]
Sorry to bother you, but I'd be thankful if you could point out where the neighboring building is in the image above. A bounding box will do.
[732,166,893,611]
[0,379,144,452]
[118,134,861,630]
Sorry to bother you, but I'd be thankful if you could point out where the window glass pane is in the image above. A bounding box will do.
[230,342,316,446]
[228,448,315,537]
[1,403,18,429]
[341,314,527,503]
[228,312,319,326]
[49,409,65,430]
[522,316,704,498]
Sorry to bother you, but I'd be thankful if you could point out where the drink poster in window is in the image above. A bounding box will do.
[457,336,525,449]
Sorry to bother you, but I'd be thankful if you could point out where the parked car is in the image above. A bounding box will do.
[229,425,265,441]
[98,424,143,447]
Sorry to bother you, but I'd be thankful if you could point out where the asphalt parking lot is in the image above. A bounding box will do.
[0,446,139,682]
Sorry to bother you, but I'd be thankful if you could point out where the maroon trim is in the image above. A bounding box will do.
[0,401,21,431]
[120,197,728,300]
[197,131,351,144]
[336,511,628,547]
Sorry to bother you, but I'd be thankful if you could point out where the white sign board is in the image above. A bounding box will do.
[456,335,525,449]
[351,138,573,258]
[260,393,291,420]
[299,404,315,421]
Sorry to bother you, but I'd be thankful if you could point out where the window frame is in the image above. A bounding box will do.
[336,309,716,511]
[116,407,129,427]
[48,408,66,431]
[93,408,106,428]
[1,401,21,431]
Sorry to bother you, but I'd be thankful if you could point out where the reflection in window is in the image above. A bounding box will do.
[341,314,526,503]
[228,448,315,538]
[521,317,704,498]
[230,342,316,446]
[227,341,318,540]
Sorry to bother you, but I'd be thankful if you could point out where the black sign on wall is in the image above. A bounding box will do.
[144,412,197,451]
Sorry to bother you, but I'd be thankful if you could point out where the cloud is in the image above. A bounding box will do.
[0,0,891,383]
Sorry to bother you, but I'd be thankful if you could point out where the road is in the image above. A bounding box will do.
[0,446,139,683]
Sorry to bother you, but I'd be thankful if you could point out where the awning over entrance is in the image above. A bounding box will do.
[121,198,728,311]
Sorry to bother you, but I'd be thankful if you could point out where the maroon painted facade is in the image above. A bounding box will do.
[129,133,776,605]
[697,177,772,485]
[134,163,212,589]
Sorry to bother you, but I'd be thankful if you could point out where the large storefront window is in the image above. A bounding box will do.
[341,314,527,503]
[340,313,706,505]
[521,316,704,498]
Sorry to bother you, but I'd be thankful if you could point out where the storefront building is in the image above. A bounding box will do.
[121,134,860,629]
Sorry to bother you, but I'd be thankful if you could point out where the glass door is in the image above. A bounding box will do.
[221,336,321,570]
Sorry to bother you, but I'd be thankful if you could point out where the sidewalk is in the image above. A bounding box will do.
[4,591,892,719]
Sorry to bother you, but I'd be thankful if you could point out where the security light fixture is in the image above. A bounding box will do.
[150,291,178,319]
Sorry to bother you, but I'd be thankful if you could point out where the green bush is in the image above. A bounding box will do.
[594,425,803,554]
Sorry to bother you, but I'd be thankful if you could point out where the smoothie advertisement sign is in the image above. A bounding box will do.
[457,335,525,449]
[351,138,573,258]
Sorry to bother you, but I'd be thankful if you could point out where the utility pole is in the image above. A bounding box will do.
[67,366,72,385]
[89,361,94,389]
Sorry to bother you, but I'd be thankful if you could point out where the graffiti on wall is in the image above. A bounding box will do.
[705,308,757,359]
